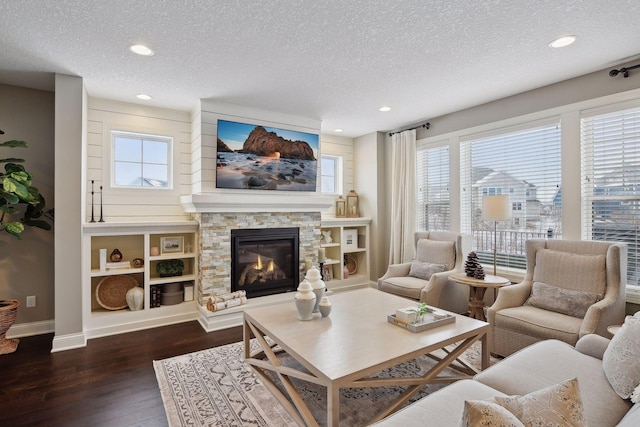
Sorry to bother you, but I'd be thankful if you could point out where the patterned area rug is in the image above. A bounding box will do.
[154,339,494,427]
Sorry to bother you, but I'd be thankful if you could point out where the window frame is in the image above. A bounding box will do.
[109,130,174,190]
[320,154,343,195]
[459,118,563,275]
[580,101,640,291]
[416,142,451,232]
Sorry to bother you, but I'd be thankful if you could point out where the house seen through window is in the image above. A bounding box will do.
[460,121,562,272]
[581,105,640,288]
[111,131,172,188]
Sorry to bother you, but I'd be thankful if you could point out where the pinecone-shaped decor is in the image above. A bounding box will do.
[465,251,485,280]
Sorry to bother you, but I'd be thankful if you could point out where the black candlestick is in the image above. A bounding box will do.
[90,180,96,223]
[319,262,324,280]
[99,185,105,222]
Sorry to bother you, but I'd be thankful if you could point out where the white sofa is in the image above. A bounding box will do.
[374,334,639,426]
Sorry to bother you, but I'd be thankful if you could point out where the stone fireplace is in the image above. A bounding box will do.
[230,227,299,298]
[195,211,321,305]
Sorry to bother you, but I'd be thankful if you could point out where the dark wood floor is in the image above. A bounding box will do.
[0,321,244,427]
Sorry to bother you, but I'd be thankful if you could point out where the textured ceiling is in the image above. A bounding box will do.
[1,0,639,137]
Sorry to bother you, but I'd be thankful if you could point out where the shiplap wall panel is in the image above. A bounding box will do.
[190,107,203,194]
[322,134,355,193]
[86,98,191,222]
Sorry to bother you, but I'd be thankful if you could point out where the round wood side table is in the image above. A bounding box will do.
[449,272,511,321]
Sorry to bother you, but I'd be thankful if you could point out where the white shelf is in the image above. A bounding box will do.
[320,243,341,248]
[83,222,199,338]
[320,218,371,286]
[149,274,197,286]
[89,300,193,318]
[91,267,145,277]
[149,252,196,261]
[344,248,366,254]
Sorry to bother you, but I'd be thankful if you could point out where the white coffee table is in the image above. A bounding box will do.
[243,288,490,426]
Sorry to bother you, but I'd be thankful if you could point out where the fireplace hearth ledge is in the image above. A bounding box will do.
[181,193,334,213]
[196,283,373,332]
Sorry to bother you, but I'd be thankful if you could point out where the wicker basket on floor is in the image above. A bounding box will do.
[0,299,20,354]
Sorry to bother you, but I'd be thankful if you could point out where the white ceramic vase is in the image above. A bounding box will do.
[305,267,325,313]
[126,286,144,311]
[319,296,332,318]
[295,279,316,321]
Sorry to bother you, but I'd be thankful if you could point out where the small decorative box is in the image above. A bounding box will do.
[395,306,418,323]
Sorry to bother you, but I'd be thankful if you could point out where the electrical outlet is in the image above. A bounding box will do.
[26,295,36,308]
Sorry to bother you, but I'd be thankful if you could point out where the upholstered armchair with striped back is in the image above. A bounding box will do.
[377,231,472,314]
[488,239,627,357]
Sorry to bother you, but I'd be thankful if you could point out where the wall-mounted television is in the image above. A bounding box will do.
[216,119,318,191]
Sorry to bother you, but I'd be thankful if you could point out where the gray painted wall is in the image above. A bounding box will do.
[0,84,54,325]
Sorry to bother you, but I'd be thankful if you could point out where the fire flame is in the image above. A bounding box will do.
[256,255,262,270]
[267,260,275,272]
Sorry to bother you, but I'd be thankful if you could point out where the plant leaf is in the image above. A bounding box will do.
[5,221,24,238]
[3,177,31,199]
[0,158,25,164]
[0,140,28,148]
[1,193,19,205]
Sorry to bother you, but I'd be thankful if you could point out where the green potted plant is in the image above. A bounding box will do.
[0,128,51,354]
[156,259,185,277]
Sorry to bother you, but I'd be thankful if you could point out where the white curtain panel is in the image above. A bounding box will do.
[388,129,417,264]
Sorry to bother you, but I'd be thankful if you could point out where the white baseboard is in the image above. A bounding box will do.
[51,332,87,352]
[6,319,55,339]
[84,311,198,340]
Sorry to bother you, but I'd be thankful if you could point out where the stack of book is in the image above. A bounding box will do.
[150,285,162,308]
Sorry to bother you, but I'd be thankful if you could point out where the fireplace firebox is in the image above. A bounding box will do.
[231,228,299,298]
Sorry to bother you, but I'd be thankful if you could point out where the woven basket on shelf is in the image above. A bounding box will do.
[0,299,20,355]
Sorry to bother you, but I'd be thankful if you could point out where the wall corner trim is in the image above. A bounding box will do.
[51,332,87,353]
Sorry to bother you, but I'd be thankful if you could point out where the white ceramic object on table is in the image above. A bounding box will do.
[295,279,316,321]
[305,267,325,313]
[319,296,332,317]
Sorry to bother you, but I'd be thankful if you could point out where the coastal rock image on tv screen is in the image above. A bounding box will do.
[216,119,318,191]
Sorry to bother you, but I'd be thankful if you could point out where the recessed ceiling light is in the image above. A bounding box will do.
[334,128,344,133]
[549,35,577,48]
[129,44,155,56]
[136,94,152,100]
[378,106,391,112]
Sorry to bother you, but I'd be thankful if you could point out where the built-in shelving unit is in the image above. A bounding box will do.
[82,221,199,338]
[320,217,371,291]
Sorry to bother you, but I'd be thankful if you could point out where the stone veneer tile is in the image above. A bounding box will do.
[194,212,321,303]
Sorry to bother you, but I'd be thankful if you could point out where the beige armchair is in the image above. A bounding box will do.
[377,231,472,314]
[488,239,627,357]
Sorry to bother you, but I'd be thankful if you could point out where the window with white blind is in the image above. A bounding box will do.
[581,105,640,288]
[417,145,450,231]
[460,120,562,272]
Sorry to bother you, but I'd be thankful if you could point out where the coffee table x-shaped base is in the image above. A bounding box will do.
[244,317,489,427]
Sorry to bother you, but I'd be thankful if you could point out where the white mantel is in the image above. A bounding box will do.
[181,192,334,213]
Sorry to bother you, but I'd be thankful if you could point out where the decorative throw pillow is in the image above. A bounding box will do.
[493,377,586,427]
[415,239,456,270]
[526,281,599,318]
[460,400,524,427]
[532,249,606,296]
[408,261,447,281]
[603,315,640,398]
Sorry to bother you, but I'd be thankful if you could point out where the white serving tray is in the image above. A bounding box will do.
[388,312,455,332]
